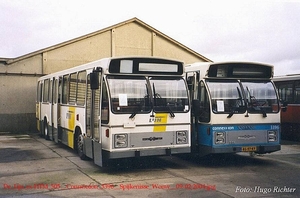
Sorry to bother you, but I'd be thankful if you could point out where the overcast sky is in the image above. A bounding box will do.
[1,0,300,76]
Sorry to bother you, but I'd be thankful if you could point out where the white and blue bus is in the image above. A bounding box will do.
[36,56,190,167]
[185,62,281,156]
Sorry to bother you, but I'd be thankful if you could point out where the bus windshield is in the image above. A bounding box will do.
[108,76,151,113]
[243,81,279,114]
[207,81,246,114]
[150,77,189,113]
[207,80,279,115]
[107,76,189,114]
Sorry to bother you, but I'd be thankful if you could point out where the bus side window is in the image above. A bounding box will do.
[77,71,86,106]
[199,81,210,123]
[101,79,109,124]
[43,79,49,103]
[62,75,69,104]
[53,79,58,104]
[294,81,300,104]
[49,79,53,104]
[277,82,293,104]
[58,77,62,104]
[187,76,194,91]
[37,81,42,103]
[86,74,91,137]
[69,73,77,105]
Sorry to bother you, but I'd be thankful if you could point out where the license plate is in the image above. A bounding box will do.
[242,146,257,152]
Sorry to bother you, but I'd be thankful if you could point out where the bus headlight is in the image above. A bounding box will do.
[215,132,225,144]
[268,131,277,142]
[176,131,188,144]
[114,134,128,148]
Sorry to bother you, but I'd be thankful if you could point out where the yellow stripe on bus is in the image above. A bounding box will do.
[68,106,75,148]
[68,131,74,149]
[153,113,168,132]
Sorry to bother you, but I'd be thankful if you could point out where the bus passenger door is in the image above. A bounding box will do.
[52,78,59,143]
[57,77,63,142]
[186,71,200,152]
[36,81,42,133]
[85,71,103,166]
[48,79,53,140]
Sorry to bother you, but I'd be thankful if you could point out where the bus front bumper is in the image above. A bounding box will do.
[103,147,191,159]
[198,144,281,155]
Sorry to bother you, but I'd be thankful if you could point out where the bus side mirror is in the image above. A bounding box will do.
[192,99,201,117]
[90,72,99,90]
[187,76,194,91]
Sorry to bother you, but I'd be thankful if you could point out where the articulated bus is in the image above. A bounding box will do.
[273,74,300,141]
[185,62,281,156]
[36,57,190,166]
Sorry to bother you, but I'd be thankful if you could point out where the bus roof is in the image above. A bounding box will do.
[185,61,274,79]
[273,74,300,82]
[38,56,184,80]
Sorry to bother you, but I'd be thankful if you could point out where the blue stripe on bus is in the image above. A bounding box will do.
[197,123,280,146]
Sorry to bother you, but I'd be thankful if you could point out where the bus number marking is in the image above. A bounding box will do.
[271,125,279,130]
[149,118,162,123]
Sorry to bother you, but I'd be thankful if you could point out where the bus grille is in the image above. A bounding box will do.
[227,130,267,144]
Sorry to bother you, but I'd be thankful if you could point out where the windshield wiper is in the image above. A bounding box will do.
[167,104,175,118]
[227,103,242,118]
[152,83,157,106]
[227,107,237,118]
[260,107,267,117]
[129,112,137,119]
[227,87,243,118]
[246,86,255,104]
[152,83,161,99]
[152,82,175,117]
[246,86,267,117]
[252,106,267,117]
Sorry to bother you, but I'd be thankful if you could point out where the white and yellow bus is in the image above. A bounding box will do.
[36,57,190,166]
[185,62,281,156]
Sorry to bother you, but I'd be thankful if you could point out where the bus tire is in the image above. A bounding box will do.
[76,130,87,160]
[44,119,50,140]
[40,120,44,138]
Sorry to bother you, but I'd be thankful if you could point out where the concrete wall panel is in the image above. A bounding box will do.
[114,22,152,56]
[0,54,42,74]
[154,35,204,64]
[0,75,38,132]
[44,31,112,74]
[0,75,38,114]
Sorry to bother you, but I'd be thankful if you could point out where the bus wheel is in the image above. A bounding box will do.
[44,119,50,140]
[76,132,87,160]
[40,121,44,138]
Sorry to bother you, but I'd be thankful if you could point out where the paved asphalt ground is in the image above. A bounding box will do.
[1,132,300,198]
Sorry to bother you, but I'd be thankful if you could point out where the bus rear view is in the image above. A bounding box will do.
[186,62,281,156]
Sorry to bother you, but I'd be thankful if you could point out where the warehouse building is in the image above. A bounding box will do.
[0,17,211,132]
